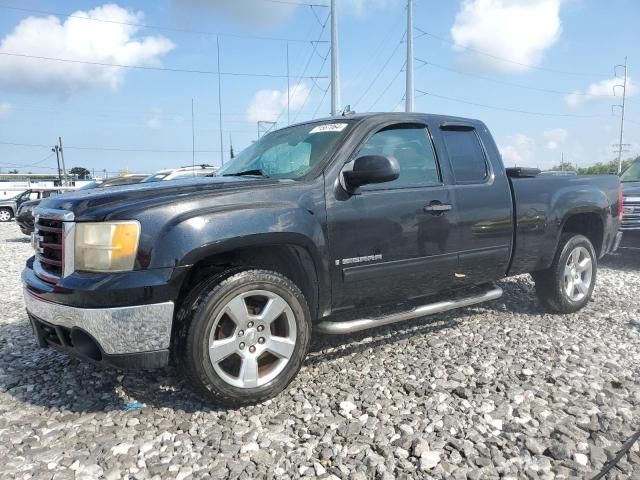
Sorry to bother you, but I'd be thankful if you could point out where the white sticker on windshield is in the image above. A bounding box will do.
[310,123,348,134]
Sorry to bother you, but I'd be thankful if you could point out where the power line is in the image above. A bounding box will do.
[0,51,326,79]
[0,4,327,43]
[312,82,332,118]
[275,13,330,125]
[0,152,57,170]
[369,63,405,111]
[416,90,611,118]
[353,32,406,109]
[415,58,615,97]
[0,141,221,153]
[414,27,608,77]
[292,41,331,123]
[349,5,406,94]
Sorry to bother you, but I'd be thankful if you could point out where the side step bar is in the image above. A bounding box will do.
[316,285,503,334]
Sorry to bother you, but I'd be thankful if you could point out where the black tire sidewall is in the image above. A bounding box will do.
[187,271,311,403]
[552,234,597,311]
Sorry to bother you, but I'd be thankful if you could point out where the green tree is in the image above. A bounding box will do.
[69,166,91,179]
[549,161,576,172]
[575,157,637,176]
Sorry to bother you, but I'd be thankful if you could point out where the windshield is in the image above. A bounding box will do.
[142,173,169,183]
[621,160,640,182]
[217,121,355,180]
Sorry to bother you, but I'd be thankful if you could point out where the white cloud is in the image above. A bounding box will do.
[542,127,568,150]
[147,110,163,129]
[0,102,11,118]
[499,133,536,166]
[450,0,563,73]
[0,4,174,95]
[146,110,186,129]
[565,77,637,108]
[246,83,310,123]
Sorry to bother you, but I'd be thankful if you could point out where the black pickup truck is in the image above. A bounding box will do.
[22,113,622,405]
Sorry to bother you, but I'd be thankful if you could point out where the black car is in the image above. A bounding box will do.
[17,176,148,235]
[22,113,622,405]
[621,158,640,237]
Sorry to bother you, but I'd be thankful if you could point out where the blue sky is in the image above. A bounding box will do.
[0,0,638,176]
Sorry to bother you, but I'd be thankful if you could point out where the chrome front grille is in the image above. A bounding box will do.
[622,197,640,231]
[35,218,64,278]
[33,208,75,283]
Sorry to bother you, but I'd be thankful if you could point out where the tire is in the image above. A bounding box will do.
[532,233,597,314]
[176,269,311,406]
[0,208,12,222]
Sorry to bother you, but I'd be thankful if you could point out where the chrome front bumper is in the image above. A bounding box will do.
[23,289,174,355]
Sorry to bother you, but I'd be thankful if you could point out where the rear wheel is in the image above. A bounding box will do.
[0,208,12,222]
[532,234,597,313]
[176,269,311,406]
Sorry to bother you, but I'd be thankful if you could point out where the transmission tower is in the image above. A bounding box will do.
[612,56,628,174]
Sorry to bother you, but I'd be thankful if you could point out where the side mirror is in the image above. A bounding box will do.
[343,155,399,193]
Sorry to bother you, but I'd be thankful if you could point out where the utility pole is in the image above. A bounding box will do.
[286,41,291,124]
[51,145,62,186]
[405,0,414,112]
[330,0,340,115]
[58,137,68,186]
[216,35,224,166]
[613,56,628,174]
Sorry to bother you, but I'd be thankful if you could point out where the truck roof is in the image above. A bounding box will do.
[301,112,485,128]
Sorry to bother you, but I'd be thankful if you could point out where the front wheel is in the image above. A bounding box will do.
[176,269,311,406]
[532,233,597,313]
[0,208,12,222]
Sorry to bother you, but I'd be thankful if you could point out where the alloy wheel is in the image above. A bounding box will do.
[208,290,297,388]
[563,246,593,302]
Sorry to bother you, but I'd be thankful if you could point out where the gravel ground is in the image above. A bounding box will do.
[1,222,639,480]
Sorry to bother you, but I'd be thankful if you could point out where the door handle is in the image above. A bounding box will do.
[424,202,452,213]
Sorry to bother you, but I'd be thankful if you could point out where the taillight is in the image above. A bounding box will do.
[618,186,624,221]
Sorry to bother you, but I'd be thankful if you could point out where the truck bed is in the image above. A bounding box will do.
[507,174,620,275]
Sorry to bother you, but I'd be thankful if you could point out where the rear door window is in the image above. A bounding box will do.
[441,129,488,184]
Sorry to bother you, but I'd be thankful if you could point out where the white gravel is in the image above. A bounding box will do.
[1,222,639,479]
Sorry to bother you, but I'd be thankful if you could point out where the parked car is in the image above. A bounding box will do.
[78,174,149,191]
[539,170,577,176]
[16,176,148,236]
[23,113,622,405]
[620,157,640,233]
[0,188,64,224]
[142,165,217,182]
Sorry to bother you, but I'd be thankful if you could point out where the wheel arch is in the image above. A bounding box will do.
[175,236,324,324]
[559,210,605,258]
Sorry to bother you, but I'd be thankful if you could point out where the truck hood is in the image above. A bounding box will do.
[622,181,640,197]
[38,176,286,221]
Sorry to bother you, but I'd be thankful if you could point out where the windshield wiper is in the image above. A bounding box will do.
[222,169,270,178]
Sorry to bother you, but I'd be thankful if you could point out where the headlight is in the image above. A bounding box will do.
[75,221,140,272]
